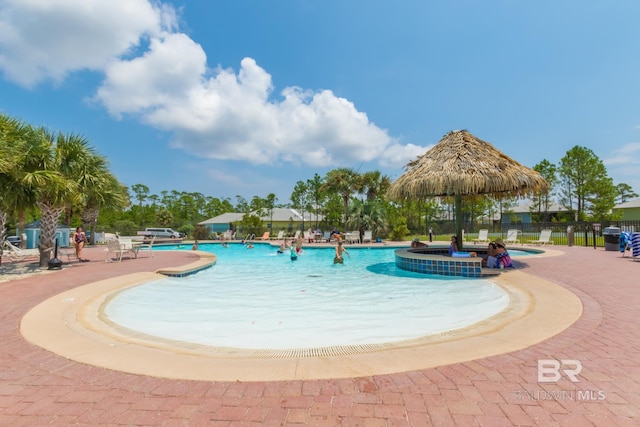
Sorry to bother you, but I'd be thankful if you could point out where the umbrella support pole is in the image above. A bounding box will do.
[455,194,463,251]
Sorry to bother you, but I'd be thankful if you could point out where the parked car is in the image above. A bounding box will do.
[143,228,181,238]
[6,235,21,247]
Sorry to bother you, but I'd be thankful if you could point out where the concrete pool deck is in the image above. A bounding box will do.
[1,243,639,425]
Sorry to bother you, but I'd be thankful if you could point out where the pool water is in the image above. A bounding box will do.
[105,243,510,349]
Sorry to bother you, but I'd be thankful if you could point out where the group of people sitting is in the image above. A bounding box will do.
[445,235,513,269]
[483,240,513,268]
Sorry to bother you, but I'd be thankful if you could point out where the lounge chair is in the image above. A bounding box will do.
[2,241,43,263]
[528,229,554,245]
[472,229,490,244]
[271,230,284,240]
[293,230,301,240]
[259,232,270,241]
[362,230,373,243]
[347,231,360,244]
[505,229,520,245]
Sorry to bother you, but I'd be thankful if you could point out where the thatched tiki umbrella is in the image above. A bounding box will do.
[387,130,548,250]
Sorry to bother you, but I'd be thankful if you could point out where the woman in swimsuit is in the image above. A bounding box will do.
[72,226,88,261]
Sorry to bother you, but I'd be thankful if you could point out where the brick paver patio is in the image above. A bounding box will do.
[0,244,639,426]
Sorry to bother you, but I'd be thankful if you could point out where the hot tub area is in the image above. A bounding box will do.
[395,247,492,277]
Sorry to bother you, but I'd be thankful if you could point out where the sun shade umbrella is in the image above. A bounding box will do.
[387,130,549,250]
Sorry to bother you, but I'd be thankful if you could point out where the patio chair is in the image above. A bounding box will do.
[58,246,80,263]
[292,230,301,240]
[136,235,156,258]
[528,229,554,245]
[105,239,136,262]
[472,229,490,244]
[259,232,270,241]
[362,230,373,243]
[271,230,284,240]
[505,229,520,245]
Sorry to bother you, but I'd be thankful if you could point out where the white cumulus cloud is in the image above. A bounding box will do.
[0,0,428,171]
[0,0,173,87]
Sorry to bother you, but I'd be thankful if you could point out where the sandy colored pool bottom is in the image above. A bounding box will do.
[20,248,581,382]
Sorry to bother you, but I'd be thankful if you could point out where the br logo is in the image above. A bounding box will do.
[537,359,582,383]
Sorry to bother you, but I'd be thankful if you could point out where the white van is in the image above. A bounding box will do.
[144,228,181,238]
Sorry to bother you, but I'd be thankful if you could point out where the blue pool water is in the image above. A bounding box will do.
[105,243,510,349]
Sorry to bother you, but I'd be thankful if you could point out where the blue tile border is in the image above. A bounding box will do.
[395,248,484,277]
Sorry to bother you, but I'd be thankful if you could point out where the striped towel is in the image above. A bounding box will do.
[620,231,632,253]
[632,232,640,258]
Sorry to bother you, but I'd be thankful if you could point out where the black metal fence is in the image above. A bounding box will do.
[462,220,640,247]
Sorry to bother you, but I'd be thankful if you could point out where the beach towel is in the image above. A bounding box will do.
[632,232,640,258]
[620,231,632,253]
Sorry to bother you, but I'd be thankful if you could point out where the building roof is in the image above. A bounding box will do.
[614,198,640,209]
[198,208,323,225]
[198,212,244,225]
[509,200,568,214]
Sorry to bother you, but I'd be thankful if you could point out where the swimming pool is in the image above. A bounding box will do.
[105,243,510,350]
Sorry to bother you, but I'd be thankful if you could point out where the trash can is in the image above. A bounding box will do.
[567,226,574,247]
[603,226,621,251]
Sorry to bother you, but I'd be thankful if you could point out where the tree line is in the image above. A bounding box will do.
[2,112,637,266]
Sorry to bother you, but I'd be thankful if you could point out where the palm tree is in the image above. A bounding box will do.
[323,168,359,228]
[360,170,391,202]
[0,115,31,262]
[349,198,387,239]
[82,171,128,245]
[22,128,96,266]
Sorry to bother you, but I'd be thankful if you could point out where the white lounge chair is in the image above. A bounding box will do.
[362,230,373,243]
[505,229,520,245]
[292,230,301,240]
[528,229,554,245]
[472,229,490,244]
[271,230,284,240]
[2,241,43,263]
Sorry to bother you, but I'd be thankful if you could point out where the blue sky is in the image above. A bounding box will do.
[1,0,639,204]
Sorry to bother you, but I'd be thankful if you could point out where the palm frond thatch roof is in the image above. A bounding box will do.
[387,130,549,200]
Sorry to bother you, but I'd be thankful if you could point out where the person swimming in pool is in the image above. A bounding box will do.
[333,240,350,264]
[277,238,289,254]
[290,244,298,260]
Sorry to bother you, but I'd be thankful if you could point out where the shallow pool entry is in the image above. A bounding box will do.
[105,244,510,349]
